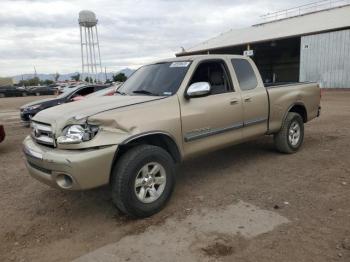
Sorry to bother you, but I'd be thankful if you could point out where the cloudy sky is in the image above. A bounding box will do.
[0,0,312,76]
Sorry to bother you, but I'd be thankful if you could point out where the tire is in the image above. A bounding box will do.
[111,145,176,218]
[35,92,40,96]
[274,112,304,154]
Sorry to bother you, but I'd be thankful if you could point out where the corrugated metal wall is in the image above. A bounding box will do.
[300,29,350,88]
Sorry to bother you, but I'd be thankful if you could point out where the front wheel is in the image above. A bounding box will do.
[274,112,304,154]
[111,145,175,218]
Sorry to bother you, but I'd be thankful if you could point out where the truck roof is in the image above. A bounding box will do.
[153,54,249,64]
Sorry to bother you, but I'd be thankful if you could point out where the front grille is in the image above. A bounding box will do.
[31,121,55,147]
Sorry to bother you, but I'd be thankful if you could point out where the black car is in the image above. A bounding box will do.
[0,86,29,98]
[27,86,57,96]
[20,84,110,123]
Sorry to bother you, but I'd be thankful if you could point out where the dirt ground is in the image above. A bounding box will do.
[0,92,349,262]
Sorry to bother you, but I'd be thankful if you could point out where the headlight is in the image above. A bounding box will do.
[57,124,99,144]
[27,104,41,111]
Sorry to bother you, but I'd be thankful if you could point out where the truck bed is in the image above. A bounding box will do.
[265,82,320,133]
[265,82,314,88]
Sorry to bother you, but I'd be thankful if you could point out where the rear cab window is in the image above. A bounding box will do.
[231,59,258,91]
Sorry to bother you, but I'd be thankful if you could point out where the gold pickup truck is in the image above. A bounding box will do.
[23,55,321,217]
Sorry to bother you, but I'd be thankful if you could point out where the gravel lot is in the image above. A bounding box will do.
[0,92,349,262]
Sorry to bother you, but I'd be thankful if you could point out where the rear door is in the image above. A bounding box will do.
[180,59,243,157]
[231,58,269,139]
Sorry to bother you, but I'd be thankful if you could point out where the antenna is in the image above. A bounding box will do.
[78,10,103,83]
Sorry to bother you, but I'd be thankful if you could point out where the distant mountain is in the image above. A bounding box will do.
[12,68,134,83]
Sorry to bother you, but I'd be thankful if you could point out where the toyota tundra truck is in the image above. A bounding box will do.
[23,55,321,218]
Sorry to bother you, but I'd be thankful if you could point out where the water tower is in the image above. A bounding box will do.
[78,10,102,83]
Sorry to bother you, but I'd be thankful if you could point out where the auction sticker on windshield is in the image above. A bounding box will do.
[170,62,190,68]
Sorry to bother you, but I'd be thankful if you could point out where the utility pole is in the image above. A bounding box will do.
[105,66,107,82]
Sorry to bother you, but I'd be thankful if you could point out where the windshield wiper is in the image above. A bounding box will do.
[115,90,126,95]
[132,90,158,96]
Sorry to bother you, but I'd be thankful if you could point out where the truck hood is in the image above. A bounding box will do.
[33,95,164,127]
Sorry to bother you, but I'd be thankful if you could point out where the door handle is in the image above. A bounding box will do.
[244,97,252,102]
[230,99,239,105]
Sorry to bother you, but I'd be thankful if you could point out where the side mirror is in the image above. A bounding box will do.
[186,82,211,98]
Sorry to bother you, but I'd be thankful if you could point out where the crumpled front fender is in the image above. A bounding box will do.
[56,117,138,150]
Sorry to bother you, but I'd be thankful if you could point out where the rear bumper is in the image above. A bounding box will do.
[23,136,118,190]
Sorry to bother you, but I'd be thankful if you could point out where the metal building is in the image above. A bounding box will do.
[177,1,350,88]
[0,77,13,87]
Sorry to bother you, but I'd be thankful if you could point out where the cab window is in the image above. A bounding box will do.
[231,59,258,91]
[189,60,233,95]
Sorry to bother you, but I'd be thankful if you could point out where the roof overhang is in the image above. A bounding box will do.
[177,5,350,56]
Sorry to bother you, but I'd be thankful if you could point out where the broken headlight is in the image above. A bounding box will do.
[57,124,99,144]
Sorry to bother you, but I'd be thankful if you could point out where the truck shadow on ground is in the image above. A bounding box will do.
[3,131,327,257]
[33,135,280,222]
[32,129,328,229]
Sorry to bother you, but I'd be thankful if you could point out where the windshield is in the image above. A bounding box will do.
[56,87,79,99]
[56,84,88,99]
[86,86,115,98]
[118,61,191,96]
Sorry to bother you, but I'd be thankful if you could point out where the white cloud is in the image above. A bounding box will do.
[0,0,311,76]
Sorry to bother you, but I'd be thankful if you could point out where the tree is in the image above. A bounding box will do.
[18,80,26,87]
[112,73,127,82]
[54,72,60,82]
[29,77,40,86]
[71,73,80,81]
[42,79,54,85]
[84,76,93,83]
[18,77,40,87]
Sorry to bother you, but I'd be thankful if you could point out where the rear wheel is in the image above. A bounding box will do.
[274,112,304,154]
[111,145,175,218]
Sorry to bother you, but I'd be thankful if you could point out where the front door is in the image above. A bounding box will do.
[180,59,243,157]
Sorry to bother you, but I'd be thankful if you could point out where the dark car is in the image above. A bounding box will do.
[0,125,5,143]
[0,86,29,98]
[72,85,119,101]
[20,84,110,123]
[28,86,57,96]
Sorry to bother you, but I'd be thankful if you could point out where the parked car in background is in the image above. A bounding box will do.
[23,55,320,218]
[27,86,57,96]
[72,84,120,101]
[0,86,29,98]
[20,84,111,123]
[0,124,5,144]
[59,83,85,94]
[48,84,60,90]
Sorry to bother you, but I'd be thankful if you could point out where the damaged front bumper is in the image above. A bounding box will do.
[23,136,118,190]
